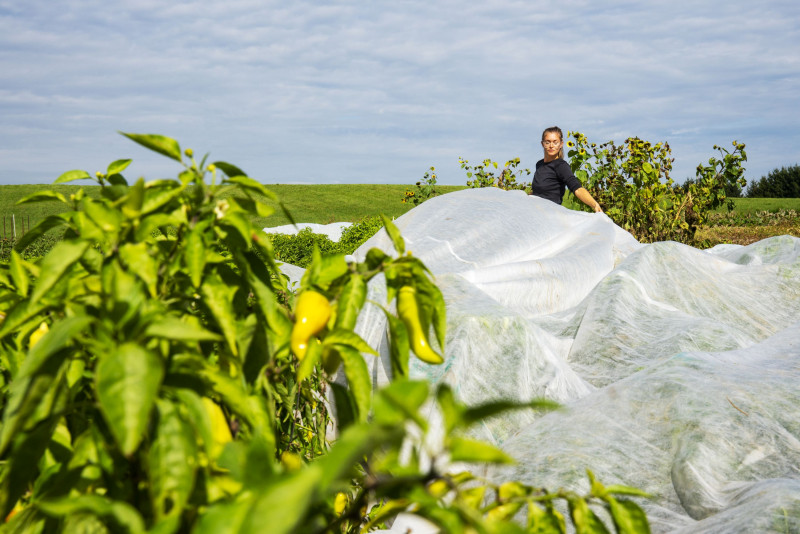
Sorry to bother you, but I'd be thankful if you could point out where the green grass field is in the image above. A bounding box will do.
[1,183,797,244]
[0,184,467,236]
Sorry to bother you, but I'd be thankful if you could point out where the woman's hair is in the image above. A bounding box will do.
[541,126,564,159]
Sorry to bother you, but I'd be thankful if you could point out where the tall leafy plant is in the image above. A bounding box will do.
[567,132,746,244]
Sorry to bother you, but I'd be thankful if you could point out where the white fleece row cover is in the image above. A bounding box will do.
[350,187,800,533]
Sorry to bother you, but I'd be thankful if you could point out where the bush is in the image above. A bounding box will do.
[567,132,747,244]
[747,164,800,198]
[268,215,384,268]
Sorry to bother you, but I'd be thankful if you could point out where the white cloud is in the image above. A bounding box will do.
[0,0,798,187]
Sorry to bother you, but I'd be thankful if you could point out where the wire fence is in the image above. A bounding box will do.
[2,214,31,239]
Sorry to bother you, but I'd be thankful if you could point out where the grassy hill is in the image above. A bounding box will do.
[1,183,797,246]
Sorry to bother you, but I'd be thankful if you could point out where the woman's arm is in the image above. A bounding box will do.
[574,187,603,213]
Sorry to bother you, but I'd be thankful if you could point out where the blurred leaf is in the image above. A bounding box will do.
[380,215,405,256]
[461,398,560,428]
[107,159,132,176]
[373,379,429,429]
[448,437,514,465]
[383,306,410,379]
[95,343,164,456]
[568,495,610,534]
[9,250,29,296]
[201,275,240,357]
[335,274,366,330]
[119,243,158,297]
[606,498,650,534]
[324,329,378,356]
[121,132,182,162]
[225,175,278,202]
[148,399,198,523]
[184,229,206,289]
[297,334,323,383]
[436,385,462,434]
[30,240,90,304]
[144,316,222,342]
[528,501,566,533]
[54,169,92,184]
[37,495,145,534]
[15,190,68,205]
[211,161,247,179]
[330,382,356,432]
[338,345,371,422]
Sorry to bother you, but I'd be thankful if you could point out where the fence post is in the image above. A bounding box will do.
[12,214,16,240]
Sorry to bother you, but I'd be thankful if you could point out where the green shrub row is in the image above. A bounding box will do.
[268,215,384,267]
[747,164,800,198]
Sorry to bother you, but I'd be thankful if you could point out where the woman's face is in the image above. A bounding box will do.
[541,132,562,159]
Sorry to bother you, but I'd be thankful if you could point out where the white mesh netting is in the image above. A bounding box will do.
[346,187,800,533]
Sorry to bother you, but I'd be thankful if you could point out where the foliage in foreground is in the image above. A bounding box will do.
[0,133,650,533]
[747,164,800,198]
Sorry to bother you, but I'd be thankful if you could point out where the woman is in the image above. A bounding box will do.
[530,126,603,213]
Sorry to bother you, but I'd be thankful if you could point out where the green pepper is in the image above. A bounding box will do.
[397,285,444,365]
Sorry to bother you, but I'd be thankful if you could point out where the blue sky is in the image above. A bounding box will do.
[1,0,798,188]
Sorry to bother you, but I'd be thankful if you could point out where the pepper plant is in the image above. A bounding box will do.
[0,133,651,533]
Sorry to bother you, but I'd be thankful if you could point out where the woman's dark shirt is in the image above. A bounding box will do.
[530,158,582,205]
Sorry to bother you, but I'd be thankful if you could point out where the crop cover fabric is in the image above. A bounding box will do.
[351,188,800,533]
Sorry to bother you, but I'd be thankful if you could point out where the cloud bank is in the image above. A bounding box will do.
[1,0,798,187]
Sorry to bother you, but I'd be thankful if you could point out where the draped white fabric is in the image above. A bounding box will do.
[349,188,800,533]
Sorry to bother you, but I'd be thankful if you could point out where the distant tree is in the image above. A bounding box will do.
[747,164,800,198]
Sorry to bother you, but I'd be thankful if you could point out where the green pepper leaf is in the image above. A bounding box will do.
[121,132,182,162]
[95,343,164,457]
[54,169,92,184]
[380,214,405,256]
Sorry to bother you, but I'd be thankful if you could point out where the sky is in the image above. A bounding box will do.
[1,0,798,188]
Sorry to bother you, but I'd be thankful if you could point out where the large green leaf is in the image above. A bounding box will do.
[338,345,371,422]
[37,495,145,534]
[380,214,405,255]
[107,159,132,176]
[30,240,90,304]
[382,305,410,379]
[118,243,158,297]
[324,329,378,356]
[201,275,240,357]
[95,343,164,456]
[184,229,206,289]
[121,132,182,162]
[606,497,650,534]
[224,175,278,202]
[148,399,198,523]
[9,250,29,297]
[15,190,68,205]
[335,274,366,330]
[144,316,222,342]
[372,379,429,429]
[54,169,92,184]
[447,437,514,465]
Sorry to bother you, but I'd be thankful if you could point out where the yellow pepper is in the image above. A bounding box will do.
[397,286,443,365]
[291,290,331,360]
